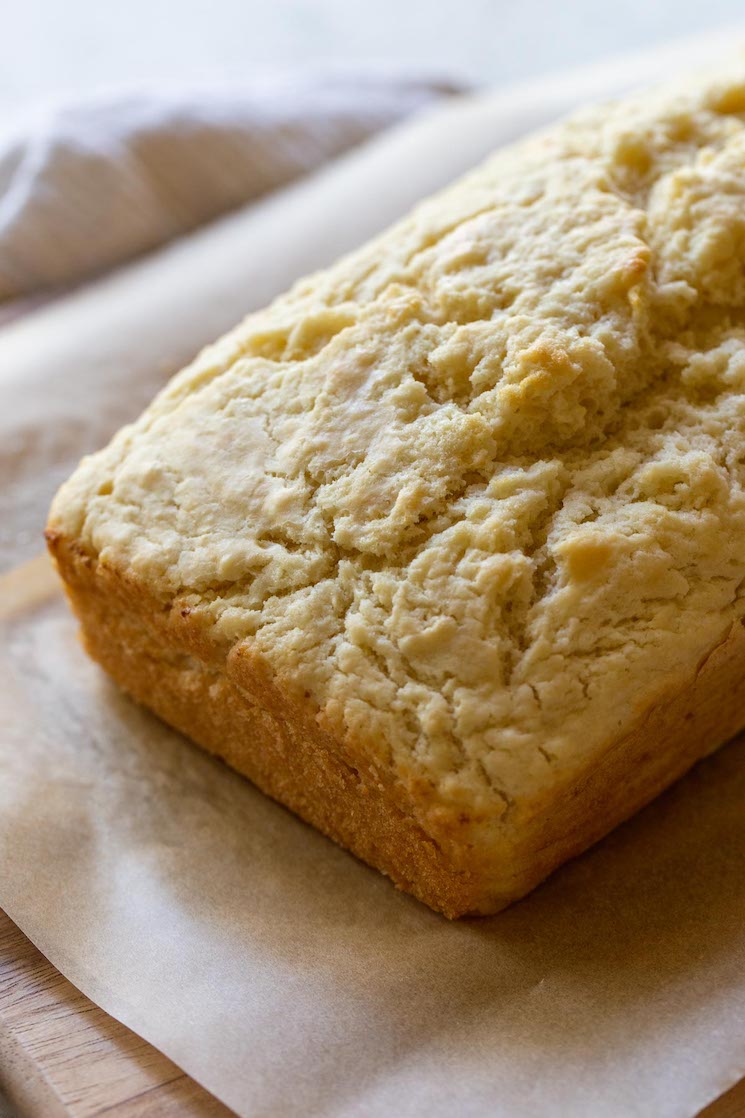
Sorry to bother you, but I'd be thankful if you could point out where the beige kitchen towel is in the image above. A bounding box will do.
[0,72,460,300]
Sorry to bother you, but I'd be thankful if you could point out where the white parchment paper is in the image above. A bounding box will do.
[2,29,745,1118]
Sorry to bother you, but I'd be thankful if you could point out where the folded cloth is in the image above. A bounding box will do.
[0,73,461,301]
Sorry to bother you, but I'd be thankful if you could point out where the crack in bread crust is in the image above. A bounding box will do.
[47,65,745,914]
[48,533,745,916]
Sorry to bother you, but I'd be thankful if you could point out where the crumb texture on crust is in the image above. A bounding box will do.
[50,66,745,834]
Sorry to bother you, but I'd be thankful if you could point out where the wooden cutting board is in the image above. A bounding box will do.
[0,909,232,1117]
[0,906,743,1118]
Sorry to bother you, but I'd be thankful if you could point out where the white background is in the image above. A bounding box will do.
[2,0,744,113]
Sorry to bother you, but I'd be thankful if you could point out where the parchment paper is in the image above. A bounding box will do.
[2,29,745,1118]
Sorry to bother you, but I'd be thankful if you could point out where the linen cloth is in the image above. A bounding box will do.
[0,73,459,300]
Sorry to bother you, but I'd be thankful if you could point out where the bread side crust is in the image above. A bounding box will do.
[47,531,745,917]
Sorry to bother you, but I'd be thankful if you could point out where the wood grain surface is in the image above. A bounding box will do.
[0,906,742,1118]
[0,910,232,1117]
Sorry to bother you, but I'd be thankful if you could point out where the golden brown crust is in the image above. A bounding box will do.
[47,529,745,917]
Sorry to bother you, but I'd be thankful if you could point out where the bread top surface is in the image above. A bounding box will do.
[51,66,745,828]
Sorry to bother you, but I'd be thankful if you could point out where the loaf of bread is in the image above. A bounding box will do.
[47,66,745,917]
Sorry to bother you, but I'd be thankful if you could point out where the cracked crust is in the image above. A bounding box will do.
[47,531,745,916]
[47,64,745,914]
